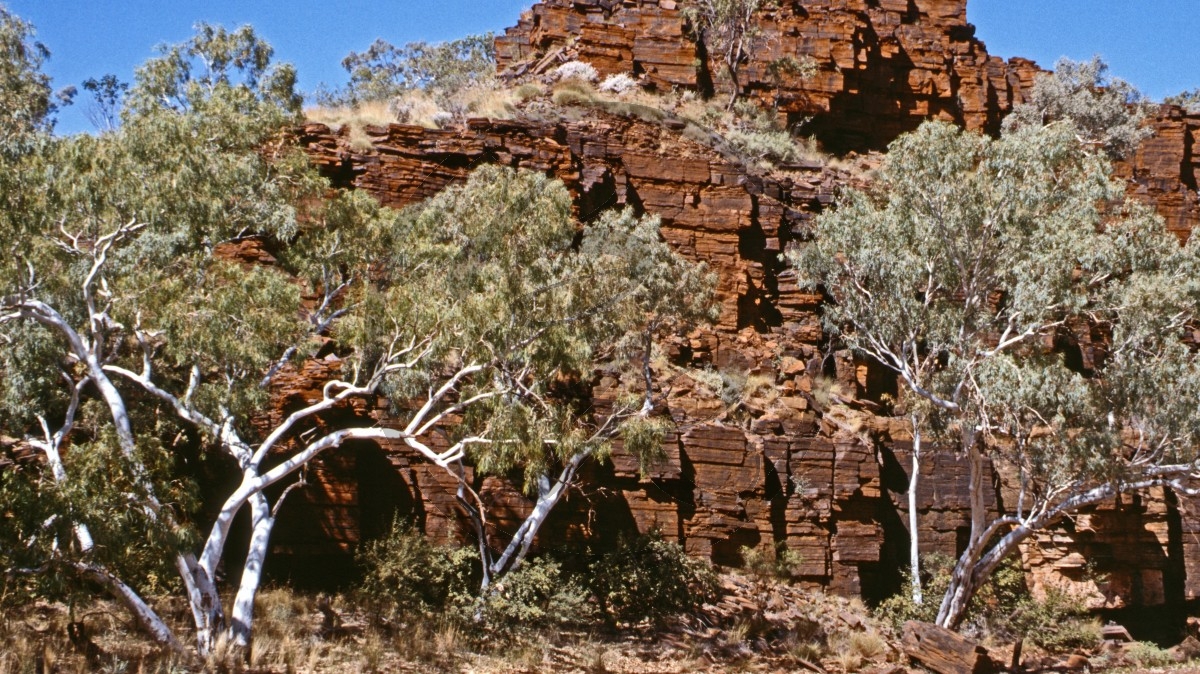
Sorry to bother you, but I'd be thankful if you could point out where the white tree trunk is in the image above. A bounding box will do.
[77,562,184,654]
[230,492,275,648]
[489,449,592,581]
[175,553,223,656]
[908,417,922,605]
[936,424,986,628]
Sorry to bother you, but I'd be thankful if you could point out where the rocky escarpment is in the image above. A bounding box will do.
[496,0,1043,153]
[265,0,1200,619]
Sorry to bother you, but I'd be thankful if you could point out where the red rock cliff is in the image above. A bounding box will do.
[271,0,1200,611]
[496,0,1043,152]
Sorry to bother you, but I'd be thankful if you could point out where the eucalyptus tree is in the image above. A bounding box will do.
[0,16,716,656]
[682,0,768,108]
[318,33,496,107]
[81,74,128,132]
[1003,56,1150,161]
[789,119,1200,629]
[391,188,718,589]
[0,5,55,142]
[1165,88,1200,113]
[104,160,713,648]
[0,20,317,652]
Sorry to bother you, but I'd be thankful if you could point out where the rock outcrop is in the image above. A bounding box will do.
[496,0,1043,152]
[269,0,1200,615]
[1125,105,1200,241]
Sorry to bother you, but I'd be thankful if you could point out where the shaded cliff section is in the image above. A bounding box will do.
[264,0,1200,611]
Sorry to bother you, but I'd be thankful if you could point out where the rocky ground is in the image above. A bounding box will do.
[4,573,1200,673]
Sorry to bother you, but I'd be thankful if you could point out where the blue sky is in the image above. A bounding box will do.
[6,0,1198,135]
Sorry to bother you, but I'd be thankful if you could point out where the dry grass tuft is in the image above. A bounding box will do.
[453,86,517,120]
[306,98,395,128]
[514,83,544,101]
[848,630,886,660]
[832,649,864,673]
[306,99,396,152]
[389,89,449,128]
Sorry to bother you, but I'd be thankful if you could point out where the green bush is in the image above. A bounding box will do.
[359,524,593,639]
[1127,641,1174,668]
[359,526,724,636]
[356,521,477,618]
[874,553,1098,653]
[726,129,806,163]
[474,557,597,636]
[741,543,804,585]
[590,531,720,624]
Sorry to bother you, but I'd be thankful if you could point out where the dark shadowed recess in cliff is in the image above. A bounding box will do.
[805,27,946,155]
[263,442,416,590]
[737,203,784,331]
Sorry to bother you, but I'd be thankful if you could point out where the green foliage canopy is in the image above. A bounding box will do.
[1003,56,1150,161]
[318,34,496,107]
[788,117,1200,628]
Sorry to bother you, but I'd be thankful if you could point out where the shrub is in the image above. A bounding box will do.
[590,531,720,624]
[874,553,1099,652]
[551,60,599,83]
[474,557,597,637]
[599,73,638,94]
[688,365,749,407]
[1127,641,1174,668]
[356,521,477,618]
[741,543,804,584]
[726,129,805,163]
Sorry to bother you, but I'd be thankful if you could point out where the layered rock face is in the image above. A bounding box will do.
[1125,106,1200,241]
[496,0,1042,152]
[270,0,1200,611]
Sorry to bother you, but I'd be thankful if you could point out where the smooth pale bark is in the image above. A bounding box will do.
[112,350,480,652]
[12,299,188,650]
[175,553,222,654]
[229,493,275,647]
[908,416,922,605]
[77,562,185,654]
[489,447,594,580]
[29,380,95,554]
[934,462,1200,628]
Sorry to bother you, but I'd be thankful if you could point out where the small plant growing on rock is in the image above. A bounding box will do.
[552,60,599,83]
[740,543,804,586]
[1126,641,1175,668]
[598,72,638,94]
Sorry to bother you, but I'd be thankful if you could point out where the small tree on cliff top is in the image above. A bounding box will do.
[1165,88,1200,113]
[1004,56,1150,161]
[683,0,769,109]
[789,117,1200,629]
[318,33,496,107]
